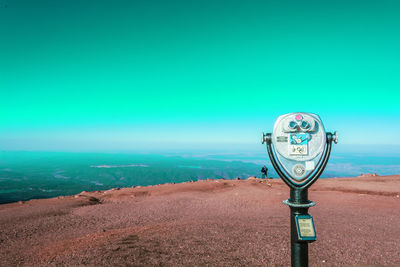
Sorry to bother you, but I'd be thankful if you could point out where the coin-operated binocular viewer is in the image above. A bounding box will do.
[262,113,337,267]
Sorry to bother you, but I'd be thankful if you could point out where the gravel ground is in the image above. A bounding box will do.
[0,175,399,266]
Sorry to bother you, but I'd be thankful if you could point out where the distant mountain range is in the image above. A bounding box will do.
[0,151,399,204]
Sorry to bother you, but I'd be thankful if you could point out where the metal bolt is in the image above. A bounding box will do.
[332,131,338,144]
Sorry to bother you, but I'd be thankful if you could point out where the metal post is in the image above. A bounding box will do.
[289,188,310,267]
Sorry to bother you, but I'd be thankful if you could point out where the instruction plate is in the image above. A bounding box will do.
[289,133,309,155]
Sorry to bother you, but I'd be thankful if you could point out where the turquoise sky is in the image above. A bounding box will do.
[1,0,399,151]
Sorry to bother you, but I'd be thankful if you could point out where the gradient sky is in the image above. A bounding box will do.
[1,0,399,151]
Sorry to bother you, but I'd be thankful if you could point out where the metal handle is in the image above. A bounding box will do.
[332,131,338,144]
[262,132,272,144]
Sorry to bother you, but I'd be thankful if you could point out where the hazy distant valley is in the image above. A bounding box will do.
[1,151,399,204]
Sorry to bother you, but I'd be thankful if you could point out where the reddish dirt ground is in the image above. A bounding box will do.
[0,175,399,266]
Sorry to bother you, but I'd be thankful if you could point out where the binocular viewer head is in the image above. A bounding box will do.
[273,113,325,162]
[263,112,337,189]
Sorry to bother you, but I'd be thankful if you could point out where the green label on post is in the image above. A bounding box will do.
[295,214,316,242]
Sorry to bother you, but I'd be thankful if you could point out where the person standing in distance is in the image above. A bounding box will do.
[261,165,268,179]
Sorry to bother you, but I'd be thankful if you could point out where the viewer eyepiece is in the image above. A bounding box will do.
[300,120,310,130]
[288,121,298,130]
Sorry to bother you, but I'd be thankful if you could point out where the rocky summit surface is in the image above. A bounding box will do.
[1,175,399,266]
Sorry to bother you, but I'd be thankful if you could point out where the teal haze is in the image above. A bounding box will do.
[0,0,399,151]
